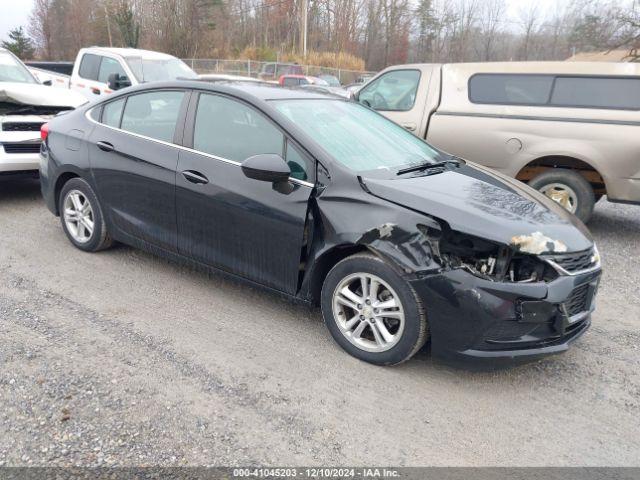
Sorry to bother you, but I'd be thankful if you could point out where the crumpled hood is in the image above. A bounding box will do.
[362,163,594,254]
[0,82,86,108]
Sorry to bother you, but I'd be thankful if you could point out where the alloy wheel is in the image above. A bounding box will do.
[63,190,95,244]
[331,272,405,353]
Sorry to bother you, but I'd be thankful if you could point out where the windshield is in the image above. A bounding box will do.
[272,99,440,173]
[320,75,341,86]
[125,57,198,83]
[0,51,37,84]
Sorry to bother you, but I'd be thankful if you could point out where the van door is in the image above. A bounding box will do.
[357,67,432,135]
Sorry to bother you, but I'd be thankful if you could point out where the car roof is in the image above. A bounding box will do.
[84,47,177,60]
[126,80,343,102]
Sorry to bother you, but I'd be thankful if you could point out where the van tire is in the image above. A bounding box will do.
[529,169,595,223]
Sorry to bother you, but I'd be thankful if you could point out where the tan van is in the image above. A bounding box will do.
[355,62,640,222]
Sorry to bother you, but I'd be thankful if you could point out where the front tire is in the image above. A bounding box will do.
[321,253,428,366]
[59,177,112,252]
[529,169,595,223]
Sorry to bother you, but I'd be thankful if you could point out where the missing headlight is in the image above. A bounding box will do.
[432,230,558,283]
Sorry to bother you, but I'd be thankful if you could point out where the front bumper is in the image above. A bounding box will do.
[0,148,40,173]
[410,267,601,368]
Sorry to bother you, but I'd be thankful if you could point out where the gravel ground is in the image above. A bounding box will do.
[0,177,639,467]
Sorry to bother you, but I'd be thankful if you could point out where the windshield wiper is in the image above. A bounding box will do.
[396,158,460,176]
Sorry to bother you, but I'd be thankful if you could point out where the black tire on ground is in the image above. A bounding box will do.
[528,169,595,223]
[321,252,429,366]
[58,177,113,252]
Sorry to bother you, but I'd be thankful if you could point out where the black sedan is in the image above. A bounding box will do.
[39,81,602,367]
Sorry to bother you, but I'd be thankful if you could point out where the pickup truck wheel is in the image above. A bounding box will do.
[59,178,113,252]
[529,169,595,223]
[321,253,428,366]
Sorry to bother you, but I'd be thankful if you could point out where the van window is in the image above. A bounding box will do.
[358,70,421,112]
[469,74,554,105]
[78,54,102,81]
[98,57,127,84]
[551,77,640,110]
[120,91,185,142]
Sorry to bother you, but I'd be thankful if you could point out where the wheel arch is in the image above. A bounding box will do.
[53,170,83,216]
[515,155,607,197]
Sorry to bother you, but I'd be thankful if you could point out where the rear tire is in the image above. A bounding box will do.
[59,178,113,252]
[529,169,595,223]
[321,252,428,366]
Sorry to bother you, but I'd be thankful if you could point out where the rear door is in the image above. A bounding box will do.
[175,91,314,294]
[357,67,432,135]
[88,89,189,252]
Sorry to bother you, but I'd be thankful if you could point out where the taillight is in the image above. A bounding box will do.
[40,123,49,141]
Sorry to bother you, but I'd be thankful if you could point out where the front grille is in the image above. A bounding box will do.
[2,122,44,132]
[548,249,596,273]
[564,283,590,317]
[2,142,42,154]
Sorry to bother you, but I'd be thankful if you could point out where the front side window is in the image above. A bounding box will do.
[469,74,554,105]
[0,51,37,83]
[286,141,313,181]
[551,77,640,110]
[102,98,125,128]
[98,57,127,84]
[125,57,197,83]
[273,99,440,174]
[120,91,185,142]
[78,54,102,81]
[193,94,284,162]
[358,70,421,112]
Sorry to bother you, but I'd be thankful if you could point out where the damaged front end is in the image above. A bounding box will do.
[406,227,601,367]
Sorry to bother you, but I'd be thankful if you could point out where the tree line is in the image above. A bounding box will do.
[4,0,638,70]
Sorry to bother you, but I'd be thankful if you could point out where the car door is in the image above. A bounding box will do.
[357,68,429,134]
[175,91,314,295]
[96,56,130,95]
[88,89,189,252]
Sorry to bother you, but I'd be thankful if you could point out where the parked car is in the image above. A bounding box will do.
[356,61,640,222]
[0,48,85,175]
[278,74,328,87]
[40,82,601,368]
[318,74,341,86]
[258,63,304,81]
[36,47,198,100]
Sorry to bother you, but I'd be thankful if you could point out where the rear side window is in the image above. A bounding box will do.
[120,91,185,142]
[469,74,553,105]
[98,57,127,84]
[551,77,640,110]
[193,93,284,162]
[283,77,301,87]
[102,98,125,128]
[78,54,102,81]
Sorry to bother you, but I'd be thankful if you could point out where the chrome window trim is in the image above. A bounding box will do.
[85,107,315,188]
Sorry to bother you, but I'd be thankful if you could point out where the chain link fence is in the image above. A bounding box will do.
[182,59,375,85]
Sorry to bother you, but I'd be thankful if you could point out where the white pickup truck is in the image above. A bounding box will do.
[33,47,199,100]
[0,48,85,175]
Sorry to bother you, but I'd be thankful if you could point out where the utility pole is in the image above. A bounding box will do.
[104,3,113,47]
[299,0,308,58]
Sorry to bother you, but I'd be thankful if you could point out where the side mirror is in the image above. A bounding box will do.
[107,73,131,91]
[42,79,53,86]
[241,154,290,183]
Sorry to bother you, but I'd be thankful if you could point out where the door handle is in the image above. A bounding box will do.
[96,141,114,152]
[401,123,416,131]
[182,170,209,185]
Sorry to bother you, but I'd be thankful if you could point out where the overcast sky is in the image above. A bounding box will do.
[0,0,625,46]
